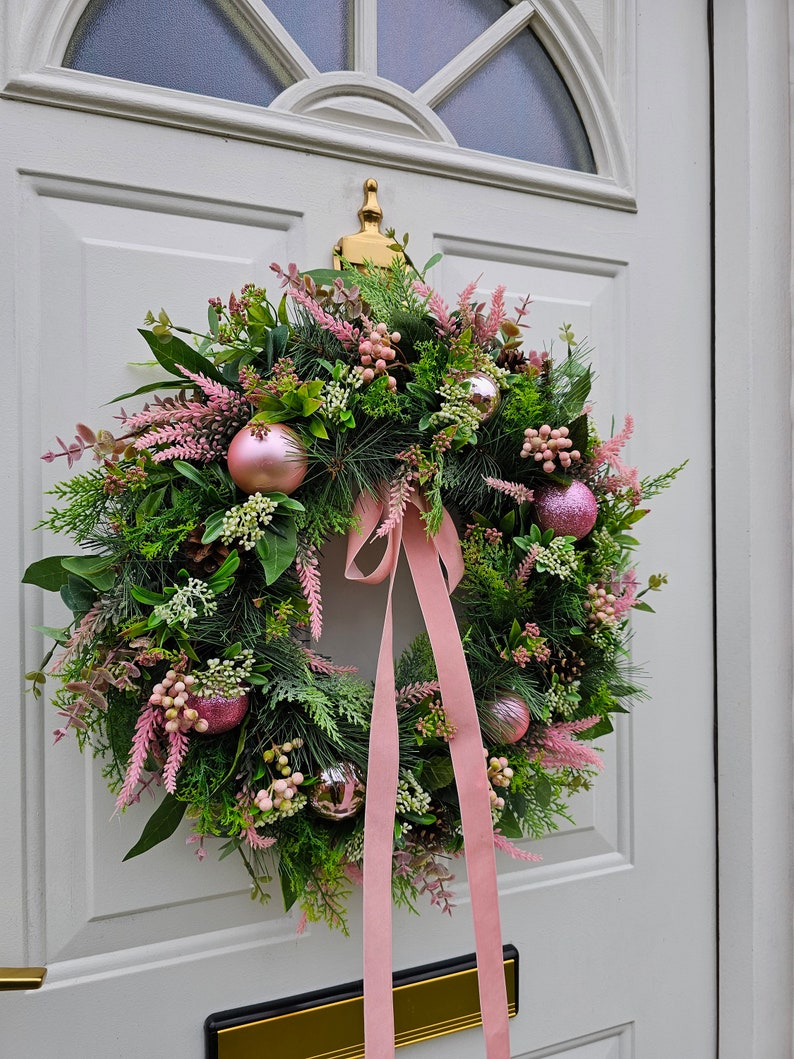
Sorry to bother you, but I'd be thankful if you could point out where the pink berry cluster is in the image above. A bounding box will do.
[584,584,618,627]
[416,700,457,743]
[149,669,208,733]
[521,424,581,473]
[357,322,401,389]
[484,750,514,810]
[253,740,305,814]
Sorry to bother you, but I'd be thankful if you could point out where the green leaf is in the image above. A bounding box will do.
[31,624,71,643]
[534,775,552,809]
[135,486,166,524]
[279,865,299,913]
[61,555,115,592]
[259,518,297,585]
[172,460,208,488]
[60,575,97,615]
[207,550,240,585]
[138,329,226,385]
[421,755,455,790]
[207,305,220,339]
[22,555,72,592]
[109,379,185,403]
[201,509,228,544]
[401,812,437,826]
[307,417,329,439]
[304,268,354,288]
[632,600,655,613]
[580,716,613,739]
[421,252,443,274]
[495,806,523,839]
[130,584,166,605]
[123,794,187,860]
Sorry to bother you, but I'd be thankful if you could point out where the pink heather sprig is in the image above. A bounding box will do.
[242,824,278,851]
[592,413,634,466]
[396,681,441,707]
[455,278,480,328]
[473,285,507,347]
[514,545,540,585]
[493,831,543,862]
[531,717,604,771]
[425,288,457,337]
[163,728,189,793]
[126,365,251,463]
[287,285,360,348]
[116,704,160,809]
[610,569,639,618]
[376,472,415,538]
[484,476,534,505]
[302,648,358,675]
[295,546,323,640]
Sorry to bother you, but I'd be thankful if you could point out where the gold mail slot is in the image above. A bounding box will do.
[206,946,518,1059]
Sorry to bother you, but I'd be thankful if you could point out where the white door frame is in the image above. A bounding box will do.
[713,1,794,1056]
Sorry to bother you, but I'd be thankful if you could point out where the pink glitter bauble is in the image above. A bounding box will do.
[485,694,531,744]
[227,423,308,495]
[534,480,598,540]
[308,763,366,820]
[461,371,501,422]
[188,691,249,734]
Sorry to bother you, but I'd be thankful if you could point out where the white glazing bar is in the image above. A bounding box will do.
[243,0,320,81]
[352,0,377,75]
[414,0,536,110]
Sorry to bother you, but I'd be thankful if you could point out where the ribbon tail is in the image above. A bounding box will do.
[402,505,511,1059]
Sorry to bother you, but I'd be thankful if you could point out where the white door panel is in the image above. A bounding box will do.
[2,2,714,1055]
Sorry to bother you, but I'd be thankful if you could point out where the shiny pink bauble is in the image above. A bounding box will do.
[485,693,531,744]
[308,763,366,820]
[226,423,308,495]
[462,371,501,422]
[534,480,598,540]
[188,691,249,734]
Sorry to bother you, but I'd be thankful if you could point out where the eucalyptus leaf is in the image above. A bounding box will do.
[61,555,115,592]
[22,555,72,592]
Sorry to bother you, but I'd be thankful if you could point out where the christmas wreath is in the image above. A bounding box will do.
[25,239,679,934]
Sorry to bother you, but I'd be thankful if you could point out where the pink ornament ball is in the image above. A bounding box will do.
[462,371,501,422]
[227,423,308,495]
[188,691,249,734]
[485,694,531,744]
[534,480,598,540]
[308,763,366,821]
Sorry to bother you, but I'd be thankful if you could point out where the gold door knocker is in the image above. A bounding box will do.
[333,178,402,271]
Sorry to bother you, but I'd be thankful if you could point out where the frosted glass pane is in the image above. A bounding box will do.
[378,0,507,93]
[265,0,350,73]
[64,0,286,107]
[435,28,595,171]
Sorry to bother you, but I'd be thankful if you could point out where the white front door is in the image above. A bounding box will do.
[1,2,714,1056]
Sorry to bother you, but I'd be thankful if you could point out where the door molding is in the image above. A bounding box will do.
[712,2,794,1055]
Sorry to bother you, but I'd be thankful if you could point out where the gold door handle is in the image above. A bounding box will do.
[0,968,47,990]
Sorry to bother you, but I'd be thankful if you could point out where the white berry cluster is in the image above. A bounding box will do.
[193,649,255,697]
[324,364,363,422]
[533,537,580,581]
[544,676,582,717]
[430,379,484,433]
[395,770,432,816]
[153,578,218,627]
[220,493,277,550]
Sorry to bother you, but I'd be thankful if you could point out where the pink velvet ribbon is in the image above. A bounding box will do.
[346,492,511,1059]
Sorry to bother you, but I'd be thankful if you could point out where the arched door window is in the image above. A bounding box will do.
[63,0,595,171]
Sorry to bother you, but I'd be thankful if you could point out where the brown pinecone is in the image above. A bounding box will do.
[495,347,527,372]
[548,650,585,684]
[179,527,230,576]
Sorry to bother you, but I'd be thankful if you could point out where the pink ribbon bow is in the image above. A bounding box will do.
[346,492,511,1059]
